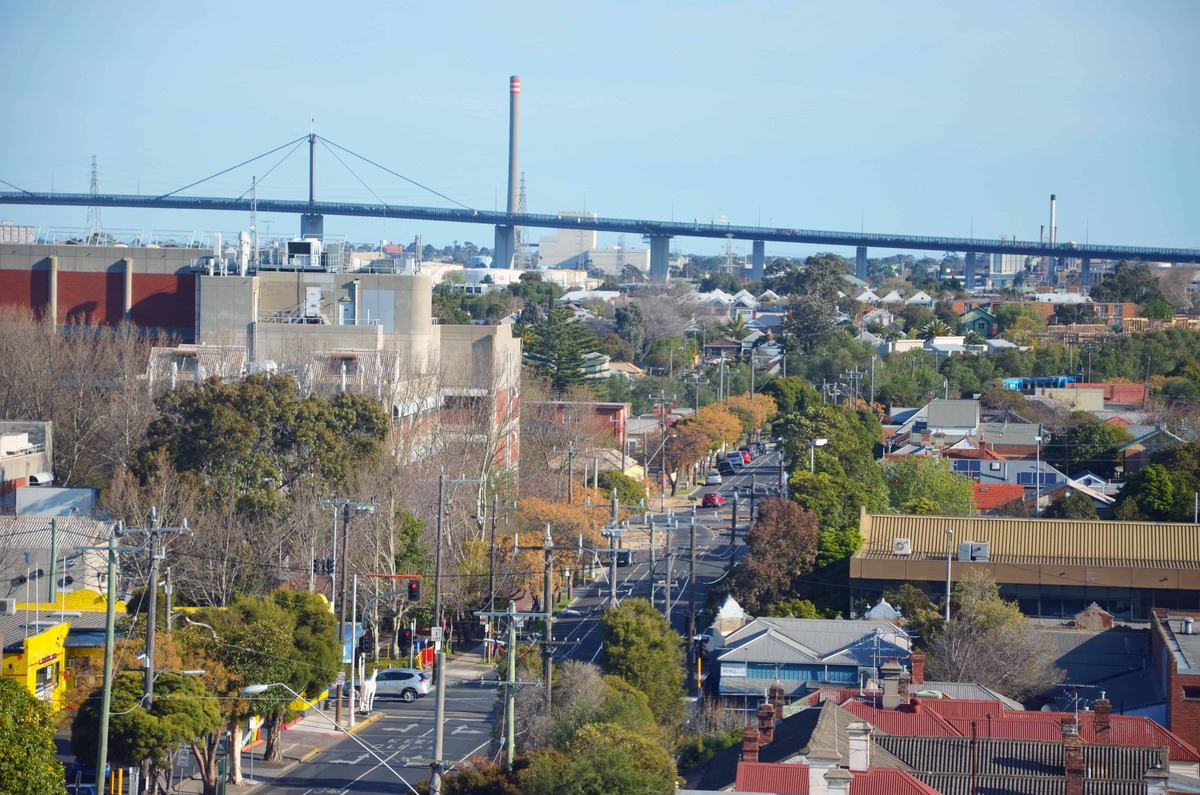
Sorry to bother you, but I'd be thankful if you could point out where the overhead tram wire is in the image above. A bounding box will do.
[235,138,309,200]
[152,135,309,200]
[317,138,390,208]
[317,135,473,211]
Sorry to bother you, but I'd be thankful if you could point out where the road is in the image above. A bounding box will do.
[551,448,781,664]
[254,681,497,795]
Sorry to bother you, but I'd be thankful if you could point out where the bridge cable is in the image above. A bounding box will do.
[235,138,308,200]
[317,135,473,211]
[0,179,34,195]
[316,138,390,208]
[153,135,308,200]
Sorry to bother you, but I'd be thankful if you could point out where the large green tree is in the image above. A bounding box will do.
[1089,260,1166,305]
[138,374,389,514]
[880,457,975,516]
[1115,463,1177,520]
[524,308,599,393]
[72,672,222,795]
[1045,414,1128,477]
[521,724,677,795]
[0,678,63,795]
[1042,491,1100,520]
[599,599,685,727]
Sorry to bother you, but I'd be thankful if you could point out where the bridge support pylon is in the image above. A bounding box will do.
[301,214,324,240]
[964,252,977,290]
[751,241,765,282]
[649,235,671,281]
[1081,257,1091,285]
[855,246,868,282]
[493,225,516,269]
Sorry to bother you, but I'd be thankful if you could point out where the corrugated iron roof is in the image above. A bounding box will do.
[0,516,114,550]
[876,734,1166,779]
[735,763,943,795]
[856,512,1200,568]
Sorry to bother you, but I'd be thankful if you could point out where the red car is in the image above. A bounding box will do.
[702,492,727,508]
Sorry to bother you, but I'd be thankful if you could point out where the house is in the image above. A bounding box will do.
[852,511,1200,620]
[879,290,904,304]
[0,421,54,512]
[971,483,1026,513]
[1150,609,1200,754]
[1119,426,1184,475]
[1065,382,1150,410]
[960,306,996,337]
[855,289,881,304]
[706,616,912,701]
[904,290,934,308]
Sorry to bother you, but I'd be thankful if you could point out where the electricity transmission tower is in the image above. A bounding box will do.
[85,155,104,243]
[514,172,530,269]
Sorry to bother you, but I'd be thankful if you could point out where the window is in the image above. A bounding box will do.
[1183,686,1200,700]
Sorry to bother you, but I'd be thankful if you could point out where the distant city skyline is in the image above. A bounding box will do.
[1,1,1196,260]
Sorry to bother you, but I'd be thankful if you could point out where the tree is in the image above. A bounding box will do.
[1141,297,1176,320]
[521,724,677,795]
[1089,260,1166,305]
[760,376,820,417]
[881,458,975,516]
[1042,491,1100,520]
[600,599,685,727]
[597,471,647,507]
[1116,463,1176,520]
[73,671,222,795]
[726,393,777,436]
[525,308,598,393]
[614,303,648,358]
[1047,414,1127,477]
[732,499,819,613]
[0,678,62,795]
[925,570,1064,702]
[689,404,743,450]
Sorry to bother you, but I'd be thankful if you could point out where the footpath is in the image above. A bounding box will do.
[170,646,496,795]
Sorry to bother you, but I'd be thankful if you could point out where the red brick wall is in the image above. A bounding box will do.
[57,271,125,325]
[0,270,48,314]
[1152,609,1200,748]
[129,273,195,329]
[0,268,194,333]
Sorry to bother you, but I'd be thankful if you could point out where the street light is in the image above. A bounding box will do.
[944,528,954,621]
[240,683,419,795]
[809,438,828,474]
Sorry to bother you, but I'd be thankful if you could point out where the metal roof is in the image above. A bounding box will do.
[718,618,911,664]
[0,517,114,550]
[855,512,1200,569]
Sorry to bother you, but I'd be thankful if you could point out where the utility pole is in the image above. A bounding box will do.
[318,498,376,728]
[430,472,482,795]
[687,507,700,696]
[121,508,187,795]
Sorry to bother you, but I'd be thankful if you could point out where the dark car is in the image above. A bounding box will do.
[717,461,736,476]
[751,442,767,456]
[738,445,754,460]
[702,492,727,508]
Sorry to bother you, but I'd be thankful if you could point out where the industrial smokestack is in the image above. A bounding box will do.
[508,75,520,214]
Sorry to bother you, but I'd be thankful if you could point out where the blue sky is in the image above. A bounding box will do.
[1,1,1196,258]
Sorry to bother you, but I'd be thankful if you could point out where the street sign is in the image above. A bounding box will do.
[430,627,443,642]
[335,671,345,685]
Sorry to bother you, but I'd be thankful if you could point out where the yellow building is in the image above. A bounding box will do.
[1,589,123,709]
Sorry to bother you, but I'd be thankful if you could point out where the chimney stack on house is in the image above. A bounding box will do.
[911,651,925,685]
[741,725,760,763]
[880,660,905,709]
[1062,718,1085,795]
[825,767,853,795]
[757,703,777,745]
[1093,697,1112,735]
[769,685,786,722]
[807,750,840,795]
[847,722,872,772]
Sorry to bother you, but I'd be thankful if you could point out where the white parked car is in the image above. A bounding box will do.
[371,668,431,702]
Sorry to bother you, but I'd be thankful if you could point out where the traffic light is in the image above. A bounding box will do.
[407,579,421,602]
[400,628,414,648]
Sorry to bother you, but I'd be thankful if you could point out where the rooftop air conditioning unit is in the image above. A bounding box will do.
[958,541,989,562]
[0,598,16,615]
[893,538,913,556]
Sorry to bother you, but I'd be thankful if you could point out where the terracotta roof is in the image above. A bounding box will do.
[1107,416,1134,427]
[855,512,1200,568]
[972,483,1026,511]
[841,700,960,736]
[944,446,1006,461]
[735,762,942,795]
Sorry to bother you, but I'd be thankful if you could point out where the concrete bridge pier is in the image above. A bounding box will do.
[493,225,515,269]
[855,246,868,281]
[300,214,324,240]
[964,252,977,289]
[1081,257,1092,284]
[751,240,765,282]
[649,235,671,281]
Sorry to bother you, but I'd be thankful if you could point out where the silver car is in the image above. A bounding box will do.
[372,668,431,702]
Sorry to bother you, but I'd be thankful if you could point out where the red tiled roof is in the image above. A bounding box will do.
[841,700,959,737]
[1107,416,1134,426]
[945,446,1006,461]
[972,483,1026,511]
[735,763,941,795]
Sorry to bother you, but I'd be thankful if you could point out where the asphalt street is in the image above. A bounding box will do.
[253,681,498,795]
